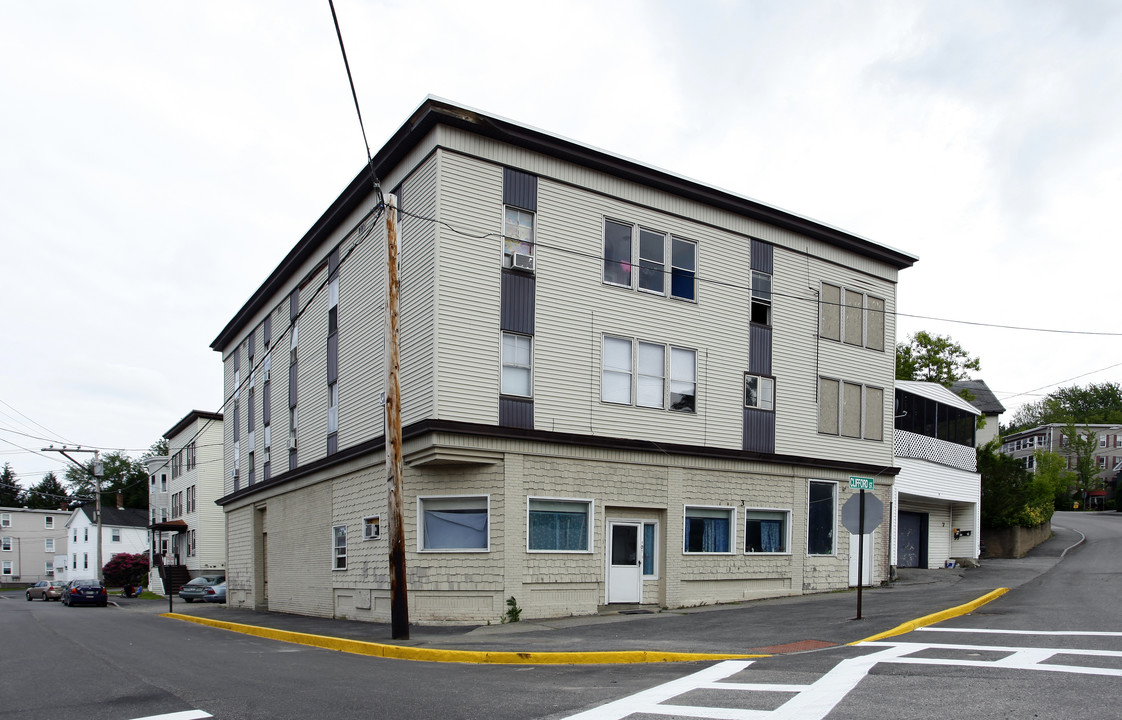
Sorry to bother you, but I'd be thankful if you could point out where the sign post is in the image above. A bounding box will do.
[844,477,881,620]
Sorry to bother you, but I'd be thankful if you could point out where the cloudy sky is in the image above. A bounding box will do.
[3,1,1121,488]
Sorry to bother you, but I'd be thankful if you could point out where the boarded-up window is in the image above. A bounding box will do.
[864,386,883,441]
[819,378,839,435]
[844,290,864,346]
[842,382,862,438]
[866,296,885,351]
[820,283,841,341]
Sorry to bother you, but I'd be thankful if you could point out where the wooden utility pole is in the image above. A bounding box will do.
[384,194,410,639]
[41,446,102,582]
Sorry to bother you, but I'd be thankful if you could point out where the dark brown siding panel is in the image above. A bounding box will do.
[743,408,775,453]
[751,238,773,274]
[289,362,298,408]
[749,324,772,375]
[501,270,536,334]
[499,397,534,429]
[503,168,537,211]
[263,384,271,424]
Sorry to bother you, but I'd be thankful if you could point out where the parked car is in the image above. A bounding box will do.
[26,580,66,601]
[61,579,108,607]
[203,581,226,603]
[178,575,225,603]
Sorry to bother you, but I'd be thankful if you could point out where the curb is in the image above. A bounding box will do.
[161,613,763,665]
[851,588,1011,644]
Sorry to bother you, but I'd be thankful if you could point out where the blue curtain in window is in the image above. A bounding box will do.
[686,517,730,552]
[642,523,655,575]
[424,510,487,549]
[759,519,782,553]
[529,510,587,551]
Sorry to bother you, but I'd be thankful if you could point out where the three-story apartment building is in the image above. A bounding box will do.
[212,98,917,623]
[162,411,226,583]
[0,507,67,584]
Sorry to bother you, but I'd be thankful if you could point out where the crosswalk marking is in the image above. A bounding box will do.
[129,711,213,720]
[563,631,1122,719]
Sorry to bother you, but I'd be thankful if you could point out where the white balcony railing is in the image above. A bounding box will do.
[894,430,976,472]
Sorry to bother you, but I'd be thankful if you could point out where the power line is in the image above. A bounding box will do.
[0,398,77,446]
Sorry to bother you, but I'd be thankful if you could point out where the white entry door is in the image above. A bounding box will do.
[607,521,642,603]
[849,532,874,587]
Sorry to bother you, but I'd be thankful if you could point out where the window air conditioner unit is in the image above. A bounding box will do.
[289,437,298,450]
[511,252,535,273]
[364,521,380,540]
[263,448,270,463]
[263,369,270,382]
[231,468,239,479]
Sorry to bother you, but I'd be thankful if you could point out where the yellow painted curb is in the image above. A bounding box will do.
[161,613,763,665]
[851,588,1011,645]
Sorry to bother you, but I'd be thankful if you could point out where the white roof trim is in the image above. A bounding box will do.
[896,380,981,416]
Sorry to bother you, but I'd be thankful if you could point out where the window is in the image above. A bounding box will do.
[73,529,77,542]
[818,378,884,441]
[362,515,381,541]
[1,537,10,551]
[642,522,658,577]
[501,333,532,397]
[327,382,339,433]
[45,562,53,578]
[684,506,734,553]
[161,474,167,492]
[670,348,696,413]
[603,220,696,301]
[1100,436,1108,448]
[72,553,76,568]
[83,553,88,569]
[602,337,696,413]
[866,296,885,351]
[820,283,841,341]
[1098,455,1107,469]
[819,282,885,351]
[1026,455,1036,469]
[84,528,88,542]
[503,206,534,258]
[1,561,11,576]
[0,513,9,528]
[807,481,836,555]
[527,498,591,552]
[45,538,54,553]
[333,525,347,569]
[419,496,489,551]
[745,510,790,553]
[744,374,775,411]
[602,337,633,404]
[111,528,121,543]
[44,516,54,529]
[842,289,864,346]
[187,485,196,514]
[637,342,664,408]
[751,270,772,325]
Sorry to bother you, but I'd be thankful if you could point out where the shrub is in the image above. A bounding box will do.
[102,552,149,587]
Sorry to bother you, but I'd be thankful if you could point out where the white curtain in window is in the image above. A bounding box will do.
[637,342,664,408]
[602,337,632,404]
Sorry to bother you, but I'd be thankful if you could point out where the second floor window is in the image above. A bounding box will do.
[602,336,696,413]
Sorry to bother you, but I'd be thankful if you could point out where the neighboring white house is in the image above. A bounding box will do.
[162,411,226,581]
[892,381,982,570]
[210,98,918,624]
[60,502,147,582]
[0,507,68,584]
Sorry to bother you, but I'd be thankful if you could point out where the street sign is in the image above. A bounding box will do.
[842,492,884,534]
[849,476,875,491]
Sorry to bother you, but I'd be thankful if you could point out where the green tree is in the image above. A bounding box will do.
[0,462,23,506]
[1034,450,1077,511]
[978,441,1054,529]
[64,451,148,509]
[142,438,169,460]
[895,331,981,388]
[24,472,69,510]
[1005,382,1122,434]
[1059,422,1101,507]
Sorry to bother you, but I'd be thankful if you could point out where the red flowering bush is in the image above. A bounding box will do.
[102,552,149,587]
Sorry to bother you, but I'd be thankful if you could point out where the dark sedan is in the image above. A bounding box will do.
[61,579,108,607]
[26,580,65,601]
[178,575,225,602]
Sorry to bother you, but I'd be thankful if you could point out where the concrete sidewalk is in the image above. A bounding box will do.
[123,524,1082,663]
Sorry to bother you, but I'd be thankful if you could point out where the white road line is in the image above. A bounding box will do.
[561,661,755,719]
[917,627,1122,637]
[129,711,213,720]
